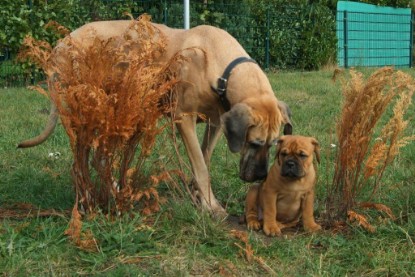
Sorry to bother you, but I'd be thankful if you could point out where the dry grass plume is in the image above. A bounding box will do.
[327,67,415,230]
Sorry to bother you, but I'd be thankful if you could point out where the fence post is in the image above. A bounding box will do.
[343,10,348,68]
[410,12,413,68]
[184,0,190,29]
[265,9,270,69]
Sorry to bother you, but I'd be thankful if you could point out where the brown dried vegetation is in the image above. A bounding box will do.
[327,67,415,230]
[230,230,276,275]
[20,16,186,247]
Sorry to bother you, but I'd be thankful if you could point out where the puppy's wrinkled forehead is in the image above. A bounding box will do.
[281,137,314,154]
[244,96,282,144]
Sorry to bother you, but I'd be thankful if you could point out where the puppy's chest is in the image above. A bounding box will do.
[275,190,308,219]
[277,190,307,206]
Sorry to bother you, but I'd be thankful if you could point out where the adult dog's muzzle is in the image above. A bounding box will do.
[239,145,269,182]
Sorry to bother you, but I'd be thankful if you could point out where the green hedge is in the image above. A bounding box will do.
[249,0,337,70]
[1,0,338,74]
[0,0,149,54]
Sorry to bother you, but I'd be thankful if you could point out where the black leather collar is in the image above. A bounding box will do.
[211,57,257,112]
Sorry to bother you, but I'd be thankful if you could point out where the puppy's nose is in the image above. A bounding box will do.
[286,160,296,168]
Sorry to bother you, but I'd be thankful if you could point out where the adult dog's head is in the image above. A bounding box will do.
[276,135,320,179]
[221,96,292,182]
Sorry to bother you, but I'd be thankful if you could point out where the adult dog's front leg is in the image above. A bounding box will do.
[176,115,227,217]
[201,123,222,169]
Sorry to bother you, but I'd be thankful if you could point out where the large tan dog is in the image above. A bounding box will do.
[18,20,292,216]
[245,135,321,236]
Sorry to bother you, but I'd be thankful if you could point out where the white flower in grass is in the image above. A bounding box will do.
[48,152,61,159]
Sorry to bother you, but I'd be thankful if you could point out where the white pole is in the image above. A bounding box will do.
[184,0,190,29]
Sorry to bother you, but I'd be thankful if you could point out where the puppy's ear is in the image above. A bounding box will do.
[310,138,321,164]
[275,136,285,165]
[278,101,293,135]
[221,103,252,153]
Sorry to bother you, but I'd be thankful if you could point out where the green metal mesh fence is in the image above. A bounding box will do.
[337,1,412,68]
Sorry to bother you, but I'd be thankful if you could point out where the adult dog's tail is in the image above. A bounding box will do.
[17,102,58,148]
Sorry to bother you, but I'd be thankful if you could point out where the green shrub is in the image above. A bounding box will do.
[0,0,32,54]
[249,0,337,70]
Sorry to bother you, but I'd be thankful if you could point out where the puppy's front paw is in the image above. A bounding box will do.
[247,219,261,231]
[263,223,282,237]
[304,223,322,233]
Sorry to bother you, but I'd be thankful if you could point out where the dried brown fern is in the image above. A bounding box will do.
[44,20,71,36]
[347,210,375,233]
[328,67,415,223]
[230,230,276,275]
[65,203,99,251]
[20,15,185,220]
[18,35,52,69]
[360,202,396,220]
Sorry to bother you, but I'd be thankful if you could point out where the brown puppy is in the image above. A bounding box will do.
[245,135,321,236]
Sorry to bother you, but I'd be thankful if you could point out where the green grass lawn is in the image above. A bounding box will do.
[1,69,415,276]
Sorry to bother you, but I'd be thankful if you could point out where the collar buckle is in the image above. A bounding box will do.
[217,77,228,95]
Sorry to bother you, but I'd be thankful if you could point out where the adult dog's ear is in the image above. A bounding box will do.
[221,103,252,153]
[310,137,321,164]
[278,101,293,135]
[275,136,285,165]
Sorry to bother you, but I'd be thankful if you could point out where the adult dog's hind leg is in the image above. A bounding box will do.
[176,115,227,217]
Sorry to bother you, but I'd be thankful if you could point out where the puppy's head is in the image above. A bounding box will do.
[221,96,292,182]
[276,135,320,179]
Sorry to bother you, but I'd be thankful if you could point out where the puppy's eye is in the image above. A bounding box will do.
[299,152,308,159]
[280,152,288,157]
